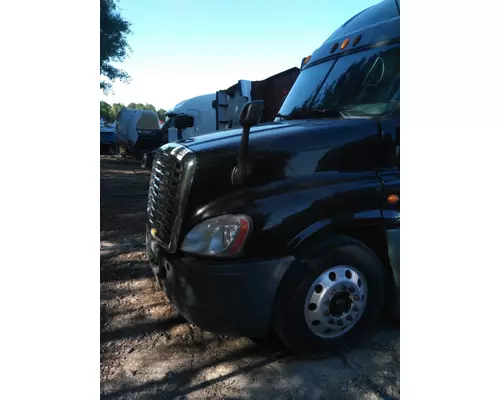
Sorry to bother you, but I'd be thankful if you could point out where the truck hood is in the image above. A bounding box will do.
[176,118,379,167]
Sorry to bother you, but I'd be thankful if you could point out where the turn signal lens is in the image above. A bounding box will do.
[387,194,399,204]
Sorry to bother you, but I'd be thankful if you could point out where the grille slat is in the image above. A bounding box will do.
[151,179,176,200]
[147,144,196,253]
[149,196,173,221]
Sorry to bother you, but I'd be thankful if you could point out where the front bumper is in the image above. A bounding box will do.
[146,230,294,337]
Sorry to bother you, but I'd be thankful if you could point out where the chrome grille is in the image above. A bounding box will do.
[147,144,197,253]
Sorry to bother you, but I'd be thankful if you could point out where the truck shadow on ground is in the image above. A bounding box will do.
[102,324,399,400]
[102,344,290,399]
[100,259,151,284]
[101,314,186,343]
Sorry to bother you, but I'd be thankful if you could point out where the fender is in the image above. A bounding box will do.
[182,171,385,259]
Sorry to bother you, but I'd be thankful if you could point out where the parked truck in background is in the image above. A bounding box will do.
[146,0,400,357]
[141,68,300,168]
[163,93,218,143]
[100,119,117,154]
[115,108,161,159]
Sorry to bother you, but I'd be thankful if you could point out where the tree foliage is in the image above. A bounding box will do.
[100,101,125,122]
[100,101,166,122]
[157,109,167,122]
[100,101,113,122]
[111,103,125,120]
[126,103,156,112]
[100,0,132,93]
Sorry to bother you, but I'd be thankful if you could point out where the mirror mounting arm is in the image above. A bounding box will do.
[234,101,264,184]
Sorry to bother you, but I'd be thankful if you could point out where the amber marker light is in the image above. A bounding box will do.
[340,38,350,50]
[387,194,400,204]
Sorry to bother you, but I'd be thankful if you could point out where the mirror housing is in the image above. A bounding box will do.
[234,100,264,185]
[174,115,194,130]
[239,100,264,128]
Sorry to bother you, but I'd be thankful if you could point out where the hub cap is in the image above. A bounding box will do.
[304,265,367,338]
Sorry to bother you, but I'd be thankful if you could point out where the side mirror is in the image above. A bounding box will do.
[234,100,264,185]
[174,115,194,130]
[239,100,264,128]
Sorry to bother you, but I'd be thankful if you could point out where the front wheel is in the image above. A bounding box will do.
[272,239,386,358]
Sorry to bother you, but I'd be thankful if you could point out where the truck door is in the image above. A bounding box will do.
[378,114,399,302]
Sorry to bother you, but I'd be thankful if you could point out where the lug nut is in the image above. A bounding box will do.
[354,295,360,301]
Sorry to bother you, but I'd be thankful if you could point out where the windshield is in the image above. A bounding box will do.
[278,44,399,118]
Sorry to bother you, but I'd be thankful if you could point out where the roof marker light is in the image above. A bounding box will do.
[353,35,362,46]
[340,38,350,50]
[330,42,339,54]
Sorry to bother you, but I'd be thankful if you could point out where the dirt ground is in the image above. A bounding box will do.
[100,155,400,400]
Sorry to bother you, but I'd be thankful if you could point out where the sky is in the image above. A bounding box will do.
[101,0,381,111]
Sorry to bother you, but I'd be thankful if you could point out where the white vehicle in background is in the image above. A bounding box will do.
[161,67,300,142]
[115,108,161,158]
[141,67,300,168]
[163,93,217,142]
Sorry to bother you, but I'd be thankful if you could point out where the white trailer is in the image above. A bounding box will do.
[116,108,160,153]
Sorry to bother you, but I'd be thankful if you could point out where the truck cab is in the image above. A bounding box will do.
[146,0,400,357]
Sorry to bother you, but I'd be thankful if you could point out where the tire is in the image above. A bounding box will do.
[272,237,386,358]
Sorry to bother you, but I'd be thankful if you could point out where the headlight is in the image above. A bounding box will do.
[180,214,252,257]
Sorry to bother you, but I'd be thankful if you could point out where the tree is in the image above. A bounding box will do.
[144,103,156,112]
[126,103,156,112]
[157,109,167,121]
[111,103,124,120]
[100,101,113,122]
[100,0,132,93]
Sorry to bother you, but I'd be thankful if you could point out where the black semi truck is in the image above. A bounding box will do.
[146,0,400,357]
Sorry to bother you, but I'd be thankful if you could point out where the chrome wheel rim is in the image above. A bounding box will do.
[304,265,368,338]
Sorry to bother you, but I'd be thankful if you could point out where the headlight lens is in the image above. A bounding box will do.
[180,214,251,257]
